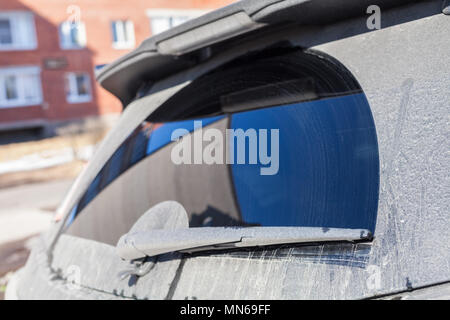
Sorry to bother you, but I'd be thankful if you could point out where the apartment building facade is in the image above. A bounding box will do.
[0,0,232,133]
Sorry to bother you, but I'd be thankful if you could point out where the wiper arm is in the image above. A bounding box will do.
[117,226,372,260]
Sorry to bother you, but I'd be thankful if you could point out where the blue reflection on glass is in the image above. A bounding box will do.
[146,116,224,155]
[230,94,379,231]
[70,116,224,222]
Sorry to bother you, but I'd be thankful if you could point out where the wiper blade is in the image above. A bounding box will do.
[117,226,372,260]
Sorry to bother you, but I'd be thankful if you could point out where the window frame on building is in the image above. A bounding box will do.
[59,20,87,50]
[0,66,42,108]
[146,9,208,35]
[111,20,135,49]
[0,11,37,51]
[65,72,92,104]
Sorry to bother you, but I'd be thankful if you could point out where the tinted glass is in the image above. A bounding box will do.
[5,75,18,100]
[76,74,89,95]
[230,94,378,231]
[65,48,379,244]
[0,19,12,44]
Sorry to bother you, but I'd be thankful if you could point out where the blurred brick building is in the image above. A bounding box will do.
[0,0,233,134]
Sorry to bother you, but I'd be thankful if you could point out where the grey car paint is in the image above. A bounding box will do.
[8,0,450,299]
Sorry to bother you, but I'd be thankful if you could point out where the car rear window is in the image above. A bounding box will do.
[65,48,379,245]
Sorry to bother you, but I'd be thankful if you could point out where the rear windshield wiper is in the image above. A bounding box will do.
[117,225,372,260]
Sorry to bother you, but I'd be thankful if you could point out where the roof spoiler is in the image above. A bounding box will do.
[96,0,417,106]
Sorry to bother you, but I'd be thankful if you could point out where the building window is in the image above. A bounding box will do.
[0,66,42,108]
[111,20,134,49]
[65,72,92,104]
[0,11,37,50]
[59,21,86,49]
[150,16,189,35]
[147,9,207,35]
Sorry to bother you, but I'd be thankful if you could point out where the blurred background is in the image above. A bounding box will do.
[0,0,234,298]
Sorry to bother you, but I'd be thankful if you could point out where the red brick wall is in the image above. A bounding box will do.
[0,0,234,127]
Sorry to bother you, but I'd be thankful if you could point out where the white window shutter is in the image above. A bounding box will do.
[23,13,36,48]
[78,22,87,47]
[22,73,39,101]
[151,17,170,35]
[8,14,20,45]
[126,21,135,45]
[172,16,189,27]
[14,12,36,49]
